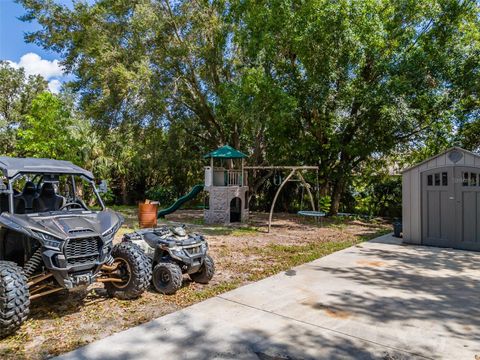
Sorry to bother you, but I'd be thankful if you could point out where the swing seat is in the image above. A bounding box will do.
[297,210,326,217]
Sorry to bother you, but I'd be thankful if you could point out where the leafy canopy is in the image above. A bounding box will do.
[16,0,480,212]
[17,91,82,161]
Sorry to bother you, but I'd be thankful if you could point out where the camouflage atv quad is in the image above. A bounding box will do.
[0,157,151,337]
[124,225,215,295]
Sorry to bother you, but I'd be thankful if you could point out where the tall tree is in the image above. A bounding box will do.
[0,61,47,154]
[17,91,82,161]
[20,0,480,211]
[233,0,480,212]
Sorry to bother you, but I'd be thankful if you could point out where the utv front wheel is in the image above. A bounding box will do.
[189,255,215,284]
[104,243,151,300]
[152,261,183,295]
[0,261,30,338]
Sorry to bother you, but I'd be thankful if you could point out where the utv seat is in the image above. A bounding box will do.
[0,193,9,213]
[32,183,64,212]
[14,197,26,214]
[14,181,37,213]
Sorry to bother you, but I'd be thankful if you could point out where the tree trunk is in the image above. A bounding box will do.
[249,170,273,200]
[330,177,345,215]
[119,176,128,205]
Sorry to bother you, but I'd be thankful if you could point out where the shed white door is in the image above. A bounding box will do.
[422,166,480,251]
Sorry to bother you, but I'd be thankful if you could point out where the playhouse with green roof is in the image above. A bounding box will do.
[203,145,249,224]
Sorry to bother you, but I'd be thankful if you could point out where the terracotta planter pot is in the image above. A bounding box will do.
[138,203,158,228]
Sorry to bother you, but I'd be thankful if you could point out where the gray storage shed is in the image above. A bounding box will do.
[402,147,480,251]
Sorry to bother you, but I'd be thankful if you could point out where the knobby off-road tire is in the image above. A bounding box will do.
[152,261,183,295]
[0,261,30,338]
[105,242,151,300]
[189,255,215,284]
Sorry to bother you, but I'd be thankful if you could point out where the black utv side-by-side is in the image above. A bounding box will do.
[0,157,151,337]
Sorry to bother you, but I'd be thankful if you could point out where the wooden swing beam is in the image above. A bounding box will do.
[245,166,319,232]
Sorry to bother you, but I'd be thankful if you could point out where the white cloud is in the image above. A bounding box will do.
[48,79,62,94]
[7,53,64,79]
[7,52,66,94]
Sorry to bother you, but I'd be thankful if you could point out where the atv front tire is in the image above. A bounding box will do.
[189,255,215,284]
[0,261,30,338]
[152,261,183,295]
[105,242,151,300]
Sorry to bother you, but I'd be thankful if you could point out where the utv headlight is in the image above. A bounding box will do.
[102,225,119,242]
[34,232,62,250]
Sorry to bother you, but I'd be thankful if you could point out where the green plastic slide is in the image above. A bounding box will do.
[157,184,204,218]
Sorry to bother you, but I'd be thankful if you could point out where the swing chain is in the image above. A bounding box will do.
[273,170,282,186]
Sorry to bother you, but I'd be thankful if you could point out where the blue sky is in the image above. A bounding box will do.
[0,0,59,61]
[0,0,74,92]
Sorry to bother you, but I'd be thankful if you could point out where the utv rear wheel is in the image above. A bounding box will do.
[104,243,151,300]
[0,261,30,338]
[152,261,183,295]
[189,255,215,284]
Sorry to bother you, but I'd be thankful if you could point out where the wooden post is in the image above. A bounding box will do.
[210,157,214,186]
[241,158,244,186]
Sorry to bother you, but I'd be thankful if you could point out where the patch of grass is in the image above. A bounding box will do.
[191,282,240,301]
[325,222,348,230]
[241,228,390,282]
[108,205,138,212]
[188,218,205,225]
[201,226,232,236]
[296,214,353,229]
[298,214,387,230]
[200,225,260,236]
[357,229,391,241]
[230,226,260,236]
[243,241,353,281]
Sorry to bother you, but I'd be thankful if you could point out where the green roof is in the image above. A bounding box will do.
[203,145,248,159]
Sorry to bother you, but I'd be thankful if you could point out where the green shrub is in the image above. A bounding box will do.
[318,195,331,213]
[101,188,116,205]
[145,186,176,206]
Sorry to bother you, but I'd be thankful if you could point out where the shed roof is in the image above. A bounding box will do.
[402,147,480,173]
[203,145,248,159]
[0,157,94,180]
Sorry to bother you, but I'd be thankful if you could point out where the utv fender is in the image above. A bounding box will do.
[0,215,37,239]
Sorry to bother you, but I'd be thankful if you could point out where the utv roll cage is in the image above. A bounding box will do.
[0,157,105,213]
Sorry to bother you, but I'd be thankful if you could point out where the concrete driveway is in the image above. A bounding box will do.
[57,234,480,360]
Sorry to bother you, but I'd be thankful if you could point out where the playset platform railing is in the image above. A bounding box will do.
[204,167,248,187]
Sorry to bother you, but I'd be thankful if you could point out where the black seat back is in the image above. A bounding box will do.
[14,197,26,214]
[33,183,64,212]
[0,193,9,213]
[15,181,37,212]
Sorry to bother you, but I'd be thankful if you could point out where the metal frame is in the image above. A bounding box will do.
[5,173,105,213]
[245,166,319,232]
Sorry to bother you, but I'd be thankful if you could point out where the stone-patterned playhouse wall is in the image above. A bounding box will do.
[204,186,249,224]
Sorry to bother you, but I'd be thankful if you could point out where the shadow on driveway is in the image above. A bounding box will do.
[309,240,480,343]
[62,310,414,360]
